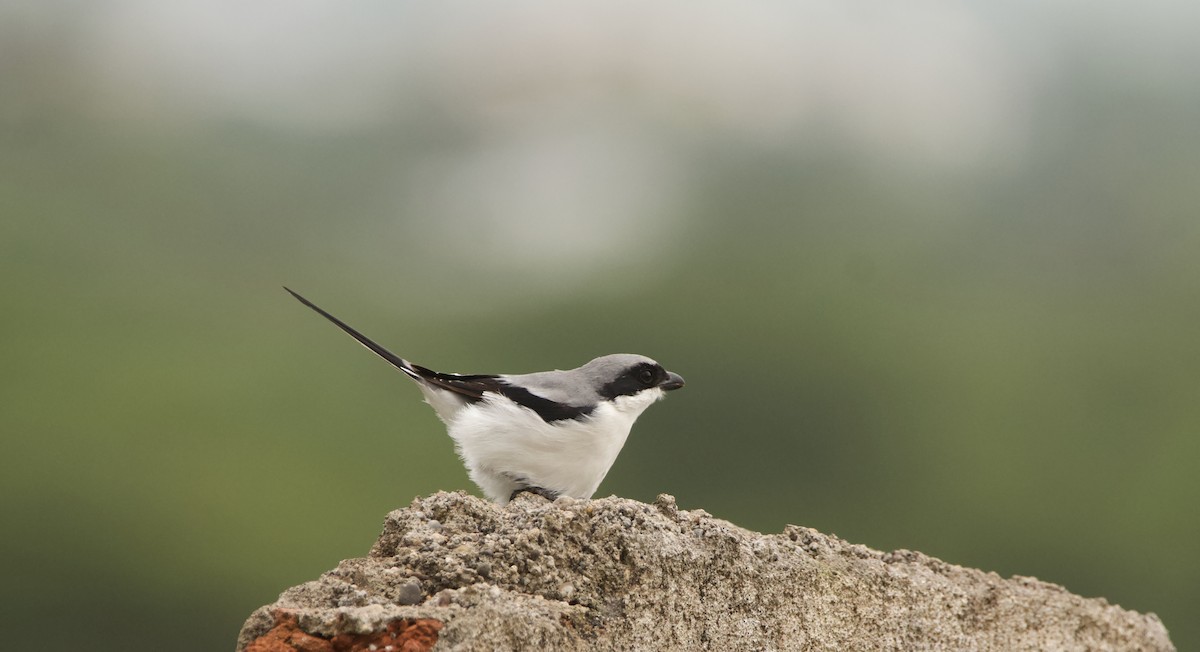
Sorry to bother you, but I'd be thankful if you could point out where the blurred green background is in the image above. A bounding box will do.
[3,2,1198,650]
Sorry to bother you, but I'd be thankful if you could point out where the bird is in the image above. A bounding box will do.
[284,288,684,504]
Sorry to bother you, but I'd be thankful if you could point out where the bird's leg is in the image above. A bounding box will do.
[509,486,560,502]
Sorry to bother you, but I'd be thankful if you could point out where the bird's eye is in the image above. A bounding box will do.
[637,368,656,386]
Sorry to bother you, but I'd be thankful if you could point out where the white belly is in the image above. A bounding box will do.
[445,390,662,503]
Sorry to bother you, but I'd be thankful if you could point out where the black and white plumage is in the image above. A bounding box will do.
[285,288,684,504]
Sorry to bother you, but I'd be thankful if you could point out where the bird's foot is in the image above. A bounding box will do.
[509,486,561,502]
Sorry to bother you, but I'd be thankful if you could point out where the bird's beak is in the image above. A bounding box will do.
[659,371,685,391]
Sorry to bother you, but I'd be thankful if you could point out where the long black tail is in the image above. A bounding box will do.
[283,287,420,382]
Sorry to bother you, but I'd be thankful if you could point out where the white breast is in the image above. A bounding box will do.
[445,389,665,503]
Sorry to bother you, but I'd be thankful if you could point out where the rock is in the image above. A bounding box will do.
[395,579,424,606]
[237,491,1174,651]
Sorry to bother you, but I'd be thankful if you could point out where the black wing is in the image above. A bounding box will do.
[408,364,503,401]
[494,384,595,422]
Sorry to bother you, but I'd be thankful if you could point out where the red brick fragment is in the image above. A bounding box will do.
[244,611,332,652]
[331,617,443,652]
[246,610,442,652]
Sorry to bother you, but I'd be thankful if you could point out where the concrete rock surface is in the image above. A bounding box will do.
[237,491,1174,651]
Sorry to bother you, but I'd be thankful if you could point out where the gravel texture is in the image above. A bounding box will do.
[238,491,1174,651]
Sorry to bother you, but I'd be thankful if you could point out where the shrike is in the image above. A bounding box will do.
[285,288,684,504]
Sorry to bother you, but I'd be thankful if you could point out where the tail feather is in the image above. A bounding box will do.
[284,287,421,382]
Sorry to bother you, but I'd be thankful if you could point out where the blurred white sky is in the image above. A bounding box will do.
[73,2,1023,288]
[82,2,1027,164]
[7,0,1198,296]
